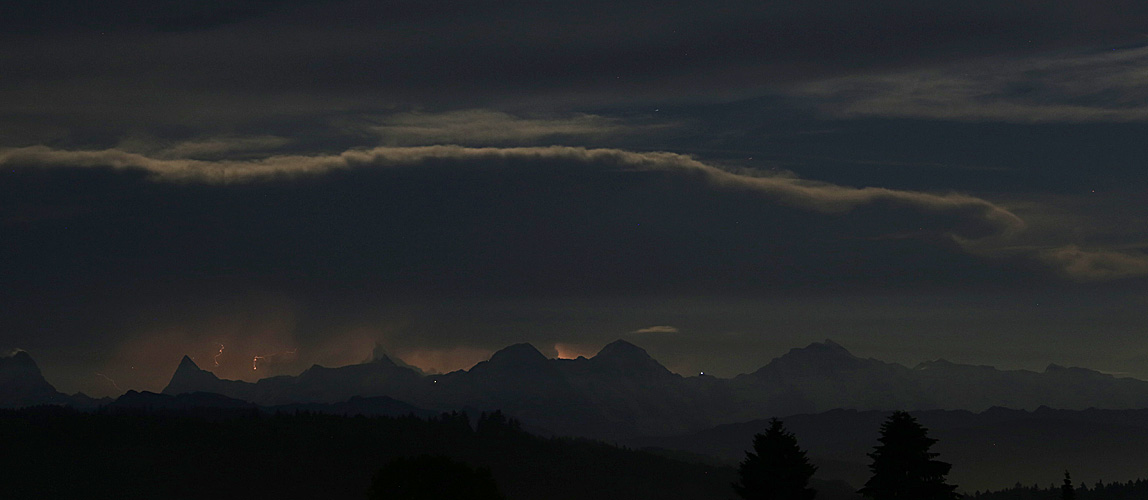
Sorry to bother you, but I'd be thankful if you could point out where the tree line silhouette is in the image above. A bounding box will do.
[732,411,1148,500]
[4,403,1142,499]
[969,473,1148,500]
[0,405,732,500]
[734,410,958,500]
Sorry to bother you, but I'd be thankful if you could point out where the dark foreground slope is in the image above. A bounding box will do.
[631,407,1148,492]
[0,406,745,500]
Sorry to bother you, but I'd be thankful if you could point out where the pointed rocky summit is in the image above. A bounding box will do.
[467,343,556,379]
[590,340,672,377]
[369,343,396,365]
[369,344,424,374]
[777,339,857,362]
[162,355,221,395]
[487,343,548,367]
[0,350,67,408]
[595,339,650,360]
[741,339,871,379]
[176,355,200,372]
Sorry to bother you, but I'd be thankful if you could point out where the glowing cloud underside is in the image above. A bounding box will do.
[0,145,1024,240]
[554,343,596,360]
[10,144,1147,282]
[633,326,679,334]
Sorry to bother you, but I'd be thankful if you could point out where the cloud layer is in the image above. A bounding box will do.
[6,0,1148,141]
[12,141,1142,285]
[800,45,1148,123]
[369,110,653,146]
[6,0,1148,400]
[1,144,1022,241]
[633,326,680,334]
[1039,245,1148,282]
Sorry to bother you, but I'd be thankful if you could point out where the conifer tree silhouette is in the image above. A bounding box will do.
[859,411,957,500]
[1061,470,1075,500]
[733,417,818,500]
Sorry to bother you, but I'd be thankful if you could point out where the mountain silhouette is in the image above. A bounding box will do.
[0,350,64,408]
[164,356,223,393]
[13,339,1148,440]
[155,339,1148,439]
[370,343,425,374]
[0,350,108,408]
[729,340,923,417]
[469,343,556,379]
[161,352,427,405]
[588,339,673,378]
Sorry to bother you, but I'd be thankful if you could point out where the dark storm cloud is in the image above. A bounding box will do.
[0,143,1040,394]
[0,145,1036,333]
[3,143,1146,396]
[5,0,1148,141]
[6,0,1148,399]
[16,142,1148,285]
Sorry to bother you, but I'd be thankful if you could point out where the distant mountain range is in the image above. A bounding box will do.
[728,339,1148,415]
[11,339,1148,440]
[158,339,1148,439]
[0,350,108,409]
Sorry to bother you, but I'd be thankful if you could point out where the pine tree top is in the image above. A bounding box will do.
[859,411,958,500]
[734,418,818,500]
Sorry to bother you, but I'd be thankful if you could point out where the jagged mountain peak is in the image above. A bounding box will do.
[163,354,221,395]
[595,339,650,360]
[0,349,66,408]
[590,339,672,376]
[802,339,852,355]
[1,350,41,374]
[467,343,556,379]
[767,339,859,366]
[743,339,875,380]
[488,343,547,364]
[176,355,200,372]
[791,339,857,357]
[6,349,34,361]
[368,344,425,374]
[368,344,401,367]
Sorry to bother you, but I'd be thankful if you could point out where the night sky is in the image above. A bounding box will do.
[5,0,1148,398]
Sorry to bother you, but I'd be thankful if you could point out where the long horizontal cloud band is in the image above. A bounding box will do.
[1,144,1022,242]
[12,143,1147,283]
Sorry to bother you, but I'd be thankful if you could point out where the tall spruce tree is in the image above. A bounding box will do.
[1061,471,1075,500]
[733,418,818,500]
[859,411,958,500]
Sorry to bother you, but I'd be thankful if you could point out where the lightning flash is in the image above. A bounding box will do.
[252,349,297,370]
[95,372,122,392]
